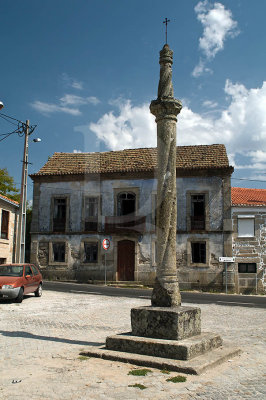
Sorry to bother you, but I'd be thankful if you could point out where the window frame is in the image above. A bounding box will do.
[50,195,69,233]
[81,239,100,265]
[83,195,101,232]
[1,209,9,239]
[238,263,257,273]
[113,187,140,217]
[186,191,210,232]
[187,238,210,267]
[49,241,68,265]
[237,216,255,238]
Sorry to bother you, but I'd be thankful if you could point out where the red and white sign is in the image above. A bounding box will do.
[102,238,110,250]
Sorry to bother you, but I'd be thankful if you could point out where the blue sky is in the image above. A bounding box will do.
[0,0,265,201]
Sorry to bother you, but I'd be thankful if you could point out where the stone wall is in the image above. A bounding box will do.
[232,206,266,294]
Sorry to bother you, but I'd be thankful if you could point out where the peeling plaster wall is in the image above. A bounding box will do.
[31,175,228,288]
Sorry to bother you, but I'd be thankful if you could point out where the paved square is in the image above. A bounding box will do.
[0,288,265,399]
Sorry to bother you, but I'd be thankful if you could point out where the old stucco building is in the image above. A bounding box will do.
[30,144,234,290]
[232,187,266,294]
[0,194,19,264]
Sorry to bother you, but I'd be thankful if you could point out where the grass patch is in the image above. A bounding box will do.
[78,355,90,361]
[166,375,187,383]
[128,368,152,376]
[128,383,147,390]
[161,369,170,374]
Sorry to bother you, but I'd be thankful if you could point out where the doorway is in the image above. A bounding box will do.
[117,240,135,281]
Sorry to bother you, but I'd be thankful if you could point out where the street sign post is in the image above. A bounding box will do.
[219,257,235,263]
[102,239,111,285]
[219,257,235,294]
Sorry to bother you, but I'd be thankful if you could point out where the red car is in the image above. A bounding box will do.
[0,263,43,303]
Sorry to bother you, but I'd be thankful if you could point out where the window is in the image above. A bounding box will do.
[238,263,256,273]
[117,192,136,216]
[25,265,33,276]
[238,217,254,237]
[31,265,39,276]
[191,242,206,264]
[53,198,66,232]
[84,197,98,231]
[52,243,66,262]
[191,195,205,230]
[84,242,98,263]
[1,210,9,239]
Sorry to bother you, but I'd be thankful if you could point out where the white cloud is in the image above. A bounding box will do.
[78,100,156,151]
[31,94,100,116]
[31,100,81,116]
[193,1,239,77]
[202,100,218,108]
[73,149,83,153]
[61,73,84,90]
[81,80,266,177]
[60,94,100,106]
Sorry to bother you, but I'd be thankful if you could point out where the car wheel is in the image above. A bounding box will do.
[15,288,24,303]
[35,284,42,297]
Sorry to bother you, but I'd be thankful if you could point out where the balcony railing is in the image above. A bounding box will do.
[105,215,146,234]
[53,218,66,232]
[191,216,205,231]
[84,218,98,232]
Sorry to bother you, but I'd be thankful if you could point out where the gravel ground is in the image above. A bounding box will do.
[0,289,265,399]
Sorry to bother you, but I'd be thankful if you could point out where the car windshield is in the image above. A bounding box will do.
[0,265,24,277]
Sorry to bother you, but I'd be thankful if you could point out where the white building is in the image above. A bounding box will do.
[0,194,19,264]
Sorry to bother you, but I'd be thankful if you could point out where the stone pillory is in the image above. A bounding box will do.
[150,43,182,307]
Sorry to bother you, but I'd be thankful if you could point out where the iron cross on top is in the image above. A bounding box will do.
[163,18,170,44]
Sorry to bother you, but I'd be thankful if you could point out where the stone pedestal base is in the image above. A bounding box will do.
[83,304,241,374]
[131,306,201,340]
[106,332,222,360]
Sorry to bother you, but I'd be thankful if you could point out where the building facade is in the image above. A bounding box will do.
[30,144,234,291]
[232,187,266,294]
[0,194,19,264]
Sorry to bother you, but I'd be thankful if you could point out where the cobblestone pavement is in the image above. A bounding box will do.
[0,287,265,400]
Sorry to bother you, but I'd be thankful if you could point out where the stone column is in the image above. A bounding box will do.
[150,44,182,307]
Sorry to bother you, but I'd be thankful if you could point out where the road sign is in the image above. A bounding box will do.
[219,257,235,263]
[102,238,110,250]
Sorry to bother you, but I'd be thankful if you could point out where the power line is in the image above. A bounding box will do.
[0,130,19,142]
[0,113,18,126]
[0,112,23,124]
[232,177,266,183]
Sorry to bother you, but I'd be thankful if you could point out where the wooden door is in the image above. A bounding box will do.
[117,240,135,281]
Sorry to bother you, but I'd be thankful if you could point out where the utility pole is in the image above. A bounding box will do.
[16,120,30,263]
[0,104,39,264]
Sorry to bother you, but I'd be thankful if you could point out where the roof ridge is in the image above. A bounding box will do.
[31,144,231,178]
[0,193,19,205]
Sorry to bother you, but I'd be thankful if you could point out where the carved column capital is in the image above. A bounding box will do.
[150,98,182,122]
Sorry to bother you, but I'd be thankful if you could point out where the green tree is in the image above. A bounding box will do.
[0,168,20,202]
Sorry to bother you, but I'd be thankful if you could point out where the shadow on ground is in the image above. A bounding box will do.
[0,330,104,347]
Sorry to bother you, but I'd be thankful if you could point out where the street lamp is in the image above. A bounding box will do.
[0,103,40,263]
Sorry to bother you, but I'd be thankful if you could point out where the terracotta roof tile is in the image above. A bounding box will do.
[31,144,231,177]
[0,193,19,206]
[232,187,266,206]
